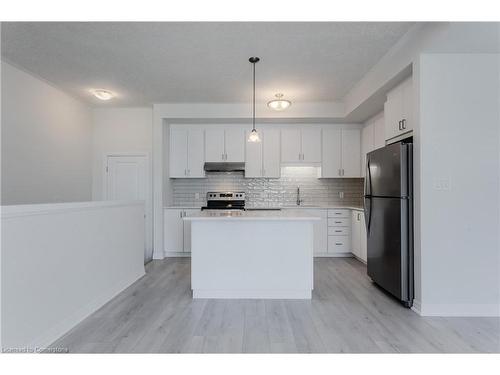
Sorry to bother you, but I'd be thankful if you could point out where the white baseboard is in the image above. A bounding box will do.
[419,302,500,317]
[28,270,145,350]
[314,253,353,258]
[411,299,422,315]
[193,289,312,299]
[164,251,191,257]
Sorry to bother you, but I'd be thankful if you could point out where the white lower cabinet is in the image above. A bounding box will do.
[327,209,351,255]
[164,208,199,253]
[351,210,367,263]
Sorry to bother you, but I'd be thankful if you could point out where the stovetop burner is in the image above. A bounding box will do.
[201,191,246,211]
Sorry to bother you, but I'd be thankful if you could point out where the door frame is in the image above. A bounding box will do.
[103,152,153,262]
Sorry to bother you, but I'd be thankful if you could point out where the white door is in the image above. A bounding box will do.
[301,128,322,163]
[187,129,205,178]
[321,128,342,177]
[373,114,386,150]
[401,77,413,133]
[225,128,245,162]
[359,212,367,262]
[183,209,199,252]
[245,130,263,178]
[164,209,184,253]
[205,128,225,162]
[106,154,150,261]
[281,128,301,163]
[170,128,188,177]
[351,211,361,258]
[341,129,361,177]
[384,87,403,140]
[262,128,281,178]
[361,125,374,178]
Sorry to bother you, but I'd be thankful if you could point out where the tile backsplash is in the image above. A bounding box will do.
[171,166,364,207]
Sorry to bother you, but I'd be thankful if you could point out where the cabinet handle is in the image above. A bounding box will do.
[338,169,341,176]
[402,119,406,129]
[357,213,361,220]
[342,169,345,176]
[180,211,182,218]
[335,230,342,233]
[335,221,342,224]
[398,120,402,131]
[335,242,343,246]
[187,169,190,176]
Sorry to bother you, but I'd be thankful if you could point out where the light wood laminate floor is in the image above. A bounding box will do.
[52,258,500,353]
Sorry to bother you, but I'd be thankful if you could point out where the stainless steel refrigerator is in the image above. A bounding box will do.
[364,141,413,307]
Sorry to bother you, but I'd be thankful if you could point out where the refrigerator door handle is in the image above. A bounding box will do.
[365,197,372,234]
[365,156,372,197]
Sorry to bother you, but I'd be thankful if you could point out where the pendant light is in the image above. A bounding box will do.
[268,93,291,111]
[248,57,261,143]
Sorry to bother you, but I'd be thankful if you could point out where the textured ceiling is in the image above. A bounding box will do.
[1,22,414,106]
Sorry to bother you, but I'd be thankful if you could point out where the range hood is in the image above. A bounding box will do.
[204,162,245,172]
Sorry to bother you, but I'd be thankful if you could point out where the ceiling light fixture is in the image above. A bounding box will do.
[92,89,114,101]
[248,57,261,143]
[268,93,291,111]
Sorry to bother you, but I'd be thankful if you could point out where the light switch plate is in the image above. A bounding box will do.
[195,193,200,200]
[339,191,344,199]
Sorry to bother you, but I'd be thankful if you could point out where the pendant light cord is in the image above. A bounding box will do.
[252,60,256,131]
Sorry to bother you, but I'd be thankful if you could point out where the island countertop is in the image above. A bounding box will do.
[183,210,321,221]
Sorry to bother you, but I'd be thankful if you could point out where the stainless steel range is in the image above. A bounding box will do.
[201,192,246,211]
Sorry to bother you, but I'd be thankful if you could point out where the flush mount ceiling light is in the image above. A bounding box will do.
[268,93,291,111]
[92,89,114,101]
[248,57,261,143]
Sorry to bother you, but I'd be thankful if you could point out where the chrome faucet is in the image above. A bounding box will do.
[296,186,303,206]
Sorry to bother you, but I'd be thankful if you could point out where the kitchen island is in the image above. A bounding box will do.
[183,210,320,299]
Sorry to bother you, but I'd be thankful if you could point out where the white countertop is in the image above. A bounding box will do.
[182,210,321,221]
[165,205,363,211]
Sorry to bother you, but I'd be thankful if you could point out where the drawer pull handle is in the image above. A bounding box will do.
[335,221,341,224]
[335,230,341,232]
[335,242,343,245]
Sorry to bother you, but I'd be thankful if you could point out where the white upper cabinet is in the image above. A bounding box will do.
[281,128,302,163]
[321,128,361,178]
[205,128,225,162]
[384,76,413,140]
[169,128,205,178]
[341,129,361,177]
[301,128,322,163]
[245,128,281,178]
[373,113,386,150]
[187,129,205,177]
[321,128,342,177]
[262,128,281,178]
[245,131,263,178]
[205,128,244,162]
[224,128,245,162]
[281,128,321,163]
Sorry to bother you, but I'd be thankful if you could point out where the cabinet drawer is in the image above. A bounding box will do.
[328,218,350,227]
[328,209,350,218]
[328,227,350,236]
[328,236,351,253]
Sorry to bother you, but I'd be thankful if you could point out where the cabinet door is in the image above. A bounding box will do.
[164,209,184,252]
[169,129,188,178]
[401,77,413,133]
[384,88,403,141]
[225,128,245,162]
[301,128,322,163]
[262,128,281,178]
[361,124,374,178]
[245,130,263,178]
[321,128,342,177]
[310,209,328,254]
[183,209,199,252]
[373,113,386,150]
[187,129,205,178]
[351,211,361,258]
[205,128,225,162]
[281,128,301,163]
[341,129,361,177]
[359,212,367,262]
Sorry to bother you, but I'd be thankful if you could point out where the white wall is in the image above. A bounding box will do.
[419,54,500,316]
[91,107,153,200]
[1,62,92,205]
[1,201,145,348]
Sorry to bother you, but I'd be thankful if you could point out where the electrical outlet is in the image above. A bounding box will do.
[195,193,200,200]
[433,178,451,191]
